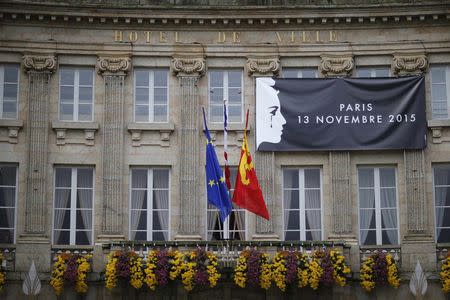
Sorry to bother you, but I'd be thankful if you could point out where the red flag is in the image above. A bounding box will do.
[232,110,269,220]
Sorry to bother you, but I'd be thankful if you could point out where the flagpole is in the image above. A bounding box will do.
[223,99,230,240]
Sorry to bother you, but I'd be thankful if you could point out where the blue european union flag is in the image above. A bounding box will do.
[202,108,232,223]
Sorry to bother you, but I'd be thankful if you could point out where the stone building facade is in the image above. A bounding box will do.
[0,0,450,299]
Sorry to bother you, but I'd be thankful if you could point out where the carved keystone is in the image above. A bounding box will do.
[172,57,206,77]
[246,57,280,77]
[392,53,428,76]
[320,54,354,77]
[96,56,131,75]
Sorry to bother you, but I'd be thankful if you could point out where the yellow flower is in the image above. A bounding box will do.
[442,254,450,293]
[308,258,323,290]
[105,254,118,290]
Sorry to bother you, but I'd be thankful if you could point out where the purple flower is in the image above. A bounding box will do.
[285,252,298,284]
[320,251,334,287]
[63,255,79,284]
[116,253,131,279]
[194,269,209,287]
[373,253,388,286]
[155,250,170,286]
[246,250,262,288]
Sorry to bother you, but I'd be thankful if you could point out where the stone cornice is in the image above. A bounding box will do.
[246,57,280,77]
[1,4,449,27]
[319,54,354,77]
[391,53,428,76]
[22,55,57,73]
[171,57,205,77]
[96,56,131,75]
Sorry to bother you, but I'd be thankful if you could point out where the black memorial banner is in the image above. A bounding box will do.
[256,76,426,151]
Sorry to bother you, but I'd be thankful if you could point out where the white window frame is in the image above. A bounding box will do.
[133,69,169,123]
[0,64,20,119]
[58,67,94,122]
[129,168,170,241]
[282,167,323,241]
[0,164,18,244]
[52,167,94,245]
[433,164,450,243]
[208,69,243,123]
[356,67,391,78]
[357,166,399,246]
[282,67,318,78]
[205,167,247,240]
[430,65,450,119]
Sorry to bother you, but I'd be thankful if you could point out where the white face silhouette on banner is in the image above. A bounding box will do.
[256,77,287,149]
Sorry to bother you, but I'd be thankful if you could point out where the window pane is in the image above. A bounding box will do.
[382,230,398,245]
[78,69,93,86]
[3,84,17,99]
[54,189,71,208]
[357,69,371,77]
[437,228,450,243]
[0,229,13,243]
[60,86,74,101]
[153,169,169,188]
[131,210,146,230]
[381,209,397,229]
[283,169,299,188]
[228,71,241,87]
[305,210,321,230]
[375,69,390,77]
[360,209,375,229]
[282,70,298,78]
[210,87,223,103]
[0,166,16,186]
[60,69,74,85]
[210,71,223,87]
[305,169,320,188]
[76,191,92,209]
[302,70,317,78]
[79,87,92,103]
[228,105,241,122]
[228,88,241,103]
[131,191,147,209]
[359,189,375,209]
[154,70,167,86]
[285,210,300,230]
[358,169,374,187]
[432,84,447,100]
[434,167,450,185]
[154,88,167,104]
[153,192,168,209]
[0,187,15,207]
[4,65,18,82]
[380,188,396,208]
[135,87,149,104]
[60,104,74,120]
[135,70,149,87]
[54,210,70,229]
[283,190,299,210]
[380,168,395,187]
[436,208,450,227]
[0,208,14,228]
[153,211,168,230]
[305,190,320,209]
[55,168,71,187]
[284,231,300,241]
[78,104,92,121]
[132,169,147,188]
[210,105,223,122]
[435,187,450,207]
[154,105,167,122]
[306,230,321,241]
[75,231,91,245]
[55,230,70,245]
[361,230,376,245]
[431,67,446,83]
[76,210,92,229]
[3,101,17,117]
[135,105,149,122]
[153,231,166,241]
[77,168,93,188]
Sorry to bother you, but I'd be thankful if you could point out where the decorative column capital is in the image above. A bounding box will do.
[392,53,428,76]
[171,57,206,77]
[22,55,57,73]
[319,54,354,77]
[246,57,280,77]
[96,56,131,76]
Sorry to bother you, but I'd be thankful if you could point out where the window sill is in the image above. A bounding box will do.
[127,122,175,147]
[0,119,23,144]
[206,123,250,146]
[52,121,99,146]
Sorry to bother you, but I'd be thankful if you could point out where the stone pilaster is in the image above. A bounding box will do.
[319,54,354,77]
[97,56,131,241]
[172,57,205,241]
[16,55,56,273]
[22,55,57,238]
[246,57,280,240]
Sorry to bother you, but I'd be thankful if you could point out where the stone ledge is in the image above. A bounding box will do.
[52,121,99,146]
[207,123,250,145]
[0,119,23,144]
[127,122,175,147]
